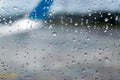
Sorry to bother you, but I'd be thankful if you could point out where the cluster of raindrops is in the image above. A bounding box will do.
[0,0,120,80]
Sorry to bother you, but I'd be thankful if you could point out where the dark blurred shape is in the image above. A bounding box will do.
[47,11,120,27]
[0,14,24,25]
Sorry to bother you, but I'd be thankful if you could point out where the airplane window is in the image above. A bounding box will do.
[0,0,120,80]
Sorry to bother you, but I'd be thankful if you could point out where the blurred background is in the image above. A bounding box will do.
[0,0,120,80]
[0,0,120,25]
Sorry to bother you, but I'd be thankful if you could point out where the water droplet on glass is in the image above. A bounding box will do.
[105,57,109,61]
[84,52,88,56]
[1,7,5,11]
[13,6,17,10]
[52,32,57,36]
[82,68,86,72]
[84,43,88,46]
[105,18,109,22]
[74,23,78,26]
[72,38,76,42]
[87,37,90,40]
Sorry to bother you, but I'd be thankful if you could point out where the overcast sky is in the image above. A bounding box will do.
[0,0,120,16]
[51,0,120,13]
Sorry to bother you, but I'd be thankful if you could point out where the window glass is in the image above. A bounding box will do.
[0,0,120,80]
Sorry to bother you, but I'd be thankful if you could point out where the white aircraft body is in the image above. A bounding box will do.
[0,0,53,36]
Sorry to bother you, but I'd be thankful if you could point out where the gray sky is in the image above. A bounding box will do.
[0,0,120,16]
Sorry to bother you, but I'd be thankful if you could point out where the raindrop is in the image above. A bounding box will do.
[104,30,107,33]
[1,46,4,49]
[82,68,86,72]
[9,20,12,24]
[105,18,109,22]
[104,57,109,61]
[108,13,111,16]
[62,42,66,46]
[74,23,78,26]
[13,6,17,10]
[52,32,57,36]
[84,43,88,46]
[98,48,102,50]
[72,38,76,42]
[49,12,52,16]
[1,7,5,11]
[49,25,52,29]
[84,52,88,56]
[87,37,90,40]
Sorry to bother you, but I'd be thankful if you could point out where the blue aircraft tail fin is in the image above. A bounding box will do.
[29,0,53,20]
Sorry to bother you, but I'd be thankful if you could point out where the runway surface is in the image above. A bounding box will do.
[0,24,120,80]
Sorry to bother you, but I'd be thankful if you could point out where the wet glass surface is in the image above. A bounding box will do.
[0,25,120,80]
[0,0,120,80]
